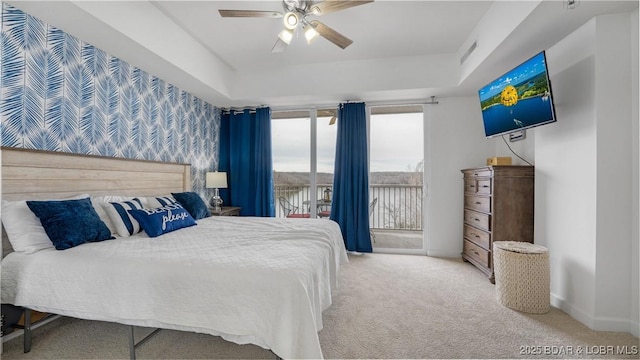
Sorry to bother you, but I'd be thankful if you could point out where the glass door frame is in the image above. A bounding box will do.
[366,103,429,256]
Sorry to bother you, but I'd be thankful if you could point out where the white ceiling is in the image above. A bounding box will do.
[7,1,639,109]
[152,1,492,71]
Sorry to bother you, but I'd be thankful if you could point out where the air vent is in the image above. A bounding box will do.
[460,40,478,65]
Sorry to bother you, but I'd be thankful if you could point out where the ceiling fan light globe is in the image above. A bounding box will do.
[304,26,319,44]
[283,12,299,30]
[278,29,294,45]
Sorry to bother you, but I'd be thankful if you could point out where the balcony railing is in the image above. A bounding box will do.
[274,184,423,230]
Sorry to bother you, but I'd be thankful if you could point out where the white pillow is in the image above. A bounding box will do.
[102,198,145,237]
[1,194,90,254]
[145,196,178,208]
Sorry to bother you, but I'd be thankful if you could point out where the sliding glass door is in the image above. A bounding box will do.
[369,105,425,253]
[271,105,426,254]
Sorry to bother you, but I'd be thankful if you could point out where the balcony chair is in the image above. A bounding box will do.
[369,198,378,243]
[279,197,310,218]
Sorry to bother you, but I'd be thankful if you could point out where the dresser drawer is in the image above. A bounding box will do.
[464,195,490,213]
[464,209,490,231]
[463,168,493,179]
[463,240,490,269]
[463,224,490,250]
[464,179,478,194]
[476,179,492,195]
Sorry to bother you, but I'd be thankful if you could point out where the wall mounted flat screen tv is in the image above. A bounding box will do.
[478,51,556,138]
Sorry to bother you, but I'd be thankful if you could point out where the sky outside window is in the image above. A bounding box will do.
[271,117,310,172]
[370,112,424,172]
[272,112,423,173]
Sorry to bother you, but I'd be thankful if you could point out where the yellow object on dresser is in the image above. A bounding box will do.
[486,157,512,166]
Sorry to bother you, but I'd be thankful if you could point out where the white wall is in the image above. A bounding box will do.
[536,12,639,336]
[494,131,535,166]
[593,13,633,333]
[630,7,639,338]
[425,96,494,257]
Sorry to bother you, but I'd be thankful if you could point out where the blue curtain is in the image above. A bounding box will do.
[218,107,275,217]
[330,102,372,252]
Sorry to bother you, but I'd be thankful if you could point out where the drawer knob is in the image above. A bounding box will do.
[474,218,479,221]
[475,201,481,205]
[481,185,489,188]
[474,234,480,238]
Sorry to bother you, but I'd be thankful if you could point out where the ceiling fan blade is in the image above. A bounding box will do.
[272,37,288,53]
[310,20,353,49]
[218,10,282,18]
[309,0,373,16]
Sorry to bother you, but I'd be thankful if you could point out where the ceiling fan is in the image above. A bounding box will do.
[219,0,373,53]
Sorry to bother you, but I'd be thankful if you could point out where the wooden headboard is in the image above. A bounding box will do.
[1,147,191,201]
[1,147,192,255]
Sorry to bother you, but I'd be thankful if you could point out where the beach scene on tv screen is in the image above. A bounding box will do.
[478,52,554,137]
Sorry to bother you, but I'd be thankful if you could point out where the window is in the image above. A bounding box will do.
[272,109,336,218]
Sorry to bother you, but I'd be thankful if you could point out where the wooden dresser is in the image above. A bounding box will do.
[461,166,534,283]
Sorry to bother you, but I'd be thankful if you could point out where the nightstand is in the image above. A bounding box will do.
[210,206,241,216]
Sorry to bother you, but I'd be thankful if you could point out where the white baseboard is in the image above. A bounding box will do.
[551,293,639,337]
[550,293,595,328]
[426,249,460,258]
[594,316,639,335]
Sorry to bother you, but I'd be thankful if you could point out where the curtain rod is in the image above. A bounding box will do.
[220,105,268,115]
[222,110,256,115]
[270,97,439,112]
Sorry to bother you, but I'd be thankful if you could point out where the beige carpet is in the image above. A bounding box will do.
[2,253,638,359]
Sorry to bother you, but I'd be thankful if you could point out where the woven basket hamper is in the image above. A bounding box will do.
[493,241,550,314]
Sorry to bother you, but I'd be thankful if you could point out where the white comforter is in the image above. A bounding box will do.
[1,216,348,359]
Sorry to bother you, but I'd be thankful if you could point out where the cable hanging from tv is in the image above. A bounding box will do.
[501,134,533,166]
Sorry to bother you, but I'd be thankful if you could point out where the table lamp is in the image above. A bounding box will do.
[206,172,227,212]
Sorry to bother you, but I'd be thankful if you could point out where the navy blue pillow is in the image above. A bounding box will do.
[128,204,197,238]
[26,198,114,250]
[171,192,211,220]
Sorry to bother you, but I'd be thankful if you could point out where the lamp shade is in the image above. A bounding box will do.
[206,172,228,188]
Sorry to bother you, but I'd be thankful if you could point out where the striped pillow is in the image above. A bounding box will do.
[102,198,145,237]
[146,196,179,208]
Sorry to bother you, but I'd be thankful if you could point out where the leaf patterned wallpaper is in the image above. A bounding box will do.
[0,3,220,199]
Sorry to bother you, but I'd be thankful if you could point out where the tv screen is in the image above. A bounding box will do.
[478,51,556,138]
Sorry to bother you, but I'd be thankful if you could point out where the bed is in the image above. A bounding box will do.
[0,147,348,359]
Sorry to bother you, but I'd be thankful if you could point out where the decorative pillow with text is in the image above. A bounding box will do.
[128,203,197,238]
